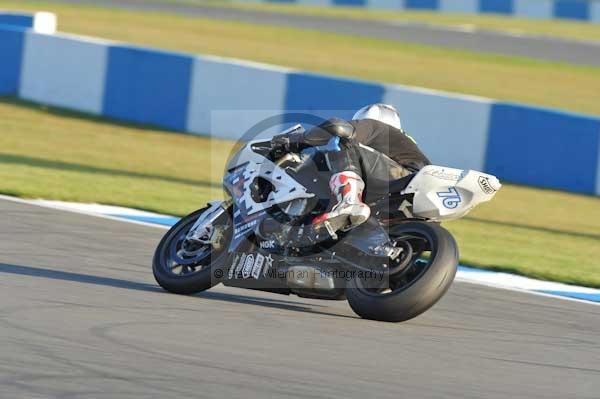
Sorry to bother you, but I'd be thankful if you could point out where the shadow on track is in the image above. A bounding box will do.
[195,291,357,319]
[0,262,162,293]
[0,263,355,319]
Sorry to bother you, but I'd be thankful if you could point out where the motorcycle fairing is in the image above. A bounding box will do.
[224,140,315,218]
[403,165,501,221]
[224,140,320,252]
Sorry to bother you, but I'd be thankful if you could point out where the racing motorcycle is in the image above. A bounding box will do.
[153,124,501,322]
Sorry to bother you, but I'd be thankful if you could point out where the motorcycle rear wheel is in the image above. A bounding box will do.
[346,221,458,322]
[153,207,231,295]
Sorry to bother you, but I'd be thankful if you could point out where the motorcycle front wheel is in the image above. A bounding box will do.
[153,206,232,295]
[346,221,458,322]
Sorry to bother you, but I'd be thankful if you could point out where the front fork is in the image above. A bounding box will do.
[186,200,231,249]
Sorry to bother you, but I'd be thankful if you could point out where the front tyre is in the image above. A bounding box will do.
[153,206,231,295]
[346,222,458,322]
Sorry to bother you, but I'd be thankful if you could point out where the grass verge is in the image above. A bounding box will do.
[1,98,599,287]
[2,0,600,115]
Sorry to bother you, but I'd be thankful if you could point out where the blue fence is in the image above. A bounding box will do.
[247,0,600,23]
[0,12,35,29]
[1,19,599,195]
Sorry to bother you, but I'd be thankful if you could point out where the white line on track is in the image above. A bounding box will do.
[456,277,600,307]
[0,194,169,230]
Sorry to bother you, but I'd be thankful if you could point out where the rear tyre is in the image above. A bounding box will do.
[346,222,458,322]
[153,207,231,295]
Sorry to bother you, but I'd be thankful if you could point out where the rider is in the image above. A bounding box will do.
[271,103,431,236]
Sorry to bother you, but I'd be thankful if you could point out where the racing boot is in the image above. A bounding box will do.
[312,171,371,235]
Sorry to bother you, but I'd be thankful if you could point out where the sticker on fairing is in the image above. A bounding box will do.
[437,187,462,209]
[228,253,245,279]
[229,252,275,279]
[251,253,265,279]
[478,176,496,194]
[242,254,255,279]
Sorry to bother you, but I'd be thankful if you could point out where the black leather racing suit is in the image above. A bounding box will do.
[351,119,430,176]
[267,118,431,245]
[272,118,430,182]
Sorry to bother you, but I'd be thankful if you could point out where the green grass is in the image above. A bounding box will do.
[0,99,235,215]
[3,0,600,116]
[1,99,599,287]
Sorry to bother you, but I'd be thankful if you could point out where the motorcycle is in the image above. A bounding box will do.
[153,124,501,322]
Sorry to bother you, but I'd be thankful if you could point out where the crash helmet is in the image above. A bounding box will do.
[352,103,402,131]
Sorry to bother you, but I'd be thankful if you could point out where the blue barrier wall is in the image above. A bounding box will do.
[284,72,386,122]
[486,103,600,193]
[1,22,599,196]
[0,13,33,29]
[187,56,290,139]
[480,0,514,14]
[239,0,600,23]
[0,26,24,95]
[19,32,109,114]
[103,46,193,131]
[514,0,554,19]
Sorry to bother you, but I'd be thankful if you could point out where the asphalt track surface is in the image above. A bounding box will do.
[1,197,600,398]
[48,0,600,66]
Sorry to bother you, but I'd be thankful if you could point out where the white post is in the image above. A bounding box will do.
[33,12,57,34]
